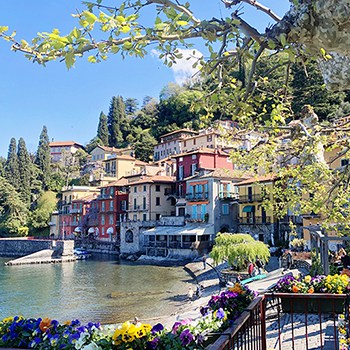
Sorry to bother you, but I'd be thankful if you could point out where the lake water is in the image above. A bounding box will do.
[0,256,191,324]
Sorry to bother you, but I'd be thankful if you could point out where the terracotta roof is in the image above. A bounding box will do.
[104,154,136,161]
[72,194,97,202]
[172,147,230,158]
[100,177,129,188]
[97,145,132,153]
[128,175,175,185]
[236,174,276,186]
[135,160,148,166]
[49,141,83,147]
[160,128,198,139]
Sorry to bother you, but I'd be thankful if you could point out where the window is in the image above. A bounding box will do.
[101,227,105,235]
[207,135,212,142]
[101,201,105,211]
[192,154,196,159]
[156,214,161,220]
[201,204,207,220]
[192,205,197,219]
[109,200,114,211]
[178,165,184,180]
[110,187,114,196]
[155,185,160,192]
[134,186,137,193]
[120,200,127,211]
[156,197,161,206]
[143,213,147,221]
[101,214,105,225]
[143,185,147,192]
[191,163,197,175]
[125,230,134,243]
[222,204,229,215]
[143,197,147,210]
[133,198,137,210]
[193,138,196,145]
[109,214,114,225]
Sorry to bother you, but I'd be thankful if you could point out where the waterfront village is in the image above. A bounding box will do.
[2,117,350,349]
[45,118,340,260]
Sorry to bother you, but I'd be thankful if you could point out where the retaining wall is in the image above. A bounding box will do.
[0,238,53,257]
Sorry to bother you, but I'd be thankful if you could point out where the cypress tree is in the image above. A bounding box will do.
[35,126,52,190]
[107,96,124,147]
[17,137,31,206]
[5,138,20,190]
[107,96,131,148]
[97,112,109,146]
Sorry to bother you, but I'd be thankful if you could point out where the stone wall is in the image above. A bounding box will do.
[0,238,54,257]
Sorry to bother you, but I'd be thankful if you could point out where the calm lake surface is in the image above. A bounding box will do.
[0,256,191,324]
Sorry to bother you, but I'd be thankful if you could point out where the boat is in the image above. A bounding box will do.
[73,248,92,260]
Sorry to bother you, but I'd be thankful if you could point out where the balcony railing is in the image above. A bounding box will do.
[238,194,263,203]
[218,191,239,200]
[238,216,272,224]
[185,192,209,201]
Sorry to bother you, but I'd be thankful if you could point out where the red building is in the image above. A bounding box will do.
[96,178,128,242]
[173,148,234,198]
[70,194,96,237]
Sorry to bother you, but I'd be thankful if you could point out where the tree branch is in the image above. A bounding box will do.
[222,0,282,22]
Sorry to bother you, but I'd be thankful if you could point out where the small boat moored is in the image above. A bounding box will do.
[73,248,92,260]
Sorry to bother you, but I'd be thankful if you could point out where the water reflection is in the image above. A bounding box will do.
[0,257,190,324]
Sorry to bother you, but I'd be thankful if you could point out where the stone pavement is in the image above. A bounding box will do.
[150,256,341,349]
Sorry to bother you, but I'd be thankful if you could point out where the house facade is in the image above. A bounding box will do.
[90,145,134,162]
[236,175,277,243]
[49,141,84,162]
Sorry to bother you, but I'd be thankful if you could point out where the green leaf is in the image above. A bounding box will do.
[121,26,131,33]
[88,55,97,63]
[0,26,9,33]
[84,11,98,25]
[280,33,286,47]
[116,15,125,24]
[71,28,81,39]
[65,52,75,69]
[176,20,188,26]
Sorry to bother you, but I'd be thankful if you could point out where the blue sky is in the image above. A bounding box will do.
[0,0,290,158]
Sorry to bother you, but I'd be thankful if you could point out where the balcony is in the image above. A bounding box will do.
[238,194,263,203]
[238,216,272,224]
[185,192,209,201]
[127,205,148,212]
[219,191,239,200]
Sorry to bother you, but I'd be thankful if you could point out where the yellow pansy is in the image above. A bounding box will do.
[304,275,311,283]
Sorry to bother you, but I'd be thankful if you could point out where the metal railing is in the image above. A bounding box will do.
[218,191,239,200]
[239,216,272,224]
[206,293,350,350]
[207,296,266,350]
[185,192,209,201]
[263,293,349,350]
[239,194,263,203]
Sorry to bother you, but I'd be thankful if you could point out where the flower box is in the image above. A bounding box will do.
[278,293,346,314]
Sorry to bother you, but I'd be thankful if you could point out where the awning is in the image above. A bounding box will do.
[88,227,95,233]
[74,227,82,233]
[243,205,255,213]
[144,224,214,236]
[175,198,187,206]
[106,227,114,234]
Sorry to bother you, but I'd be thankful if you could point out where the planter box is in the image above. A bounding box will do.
[279,293,345,314]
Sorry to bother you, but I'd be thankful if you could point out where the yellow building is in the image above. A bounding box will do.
[104,155,146,179]
[127,175,176,221]
[236,175,276,242]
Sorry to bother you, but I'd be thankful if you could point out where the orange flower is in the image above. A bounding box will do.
[308,287,314,294]
[292,285,299,293]
[39,318,52,332]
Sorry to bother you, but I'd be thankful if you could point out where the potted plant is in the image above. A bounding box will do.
[272,274,349,313]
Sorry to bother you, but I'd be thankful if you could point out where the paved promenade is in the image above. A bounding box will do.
[162,257,340,349]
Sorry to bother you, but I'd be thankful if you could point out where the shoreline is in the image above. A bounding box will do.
[135,257,228,328]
